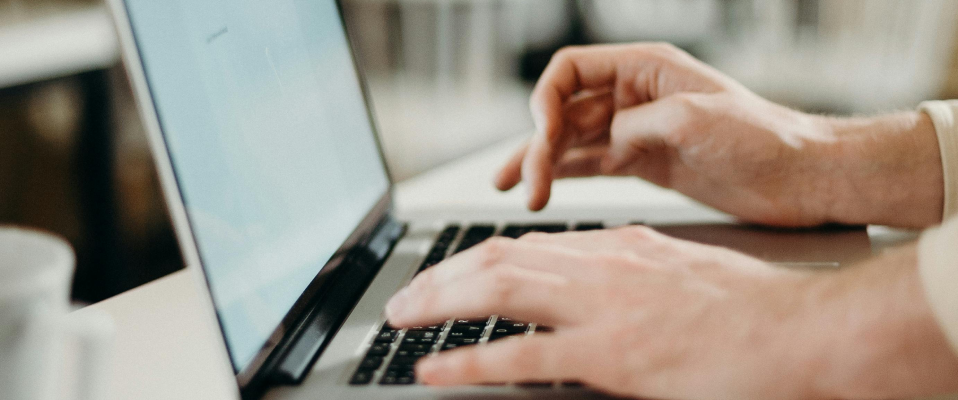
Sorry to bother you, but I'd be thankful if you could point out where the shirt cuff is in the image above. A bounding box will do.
[919,100,958,220]
[918,217,958,355]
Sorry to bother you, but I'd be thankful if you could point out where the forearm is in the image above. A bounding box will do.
[818,111,943,228]
[806,244,958,398]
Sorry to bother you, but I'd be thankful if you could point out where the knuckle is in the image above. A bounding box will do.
[489,268,519,296]
[477,269,520,310]
[551,45,582,62]
[645,42,686,60]
[651,42,681,55]
[475,238,512,268]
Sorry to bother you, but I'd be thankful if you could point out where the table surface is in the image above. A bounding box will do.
[0,5,118,89]
[76,137,947,400]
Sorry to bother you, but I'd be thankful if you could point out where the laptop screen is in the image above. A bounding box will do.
[123,0,390,372]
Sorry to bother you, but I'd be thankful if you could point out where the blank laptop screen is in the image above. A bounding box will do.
[124,0,390,371]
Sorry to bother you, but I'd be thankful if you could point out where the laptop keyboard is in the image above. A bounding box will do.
[349,222,604,387]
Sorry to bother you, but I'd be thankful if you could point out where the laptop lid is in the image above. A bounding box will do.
[110,0,397,393]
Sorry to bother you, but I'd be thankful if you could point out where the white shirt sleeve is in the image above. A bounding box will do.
[919,100,958,219]
[917,100,958,354]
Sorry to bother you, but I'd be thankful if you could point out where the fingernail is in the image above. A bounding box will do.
[385,287,409,320]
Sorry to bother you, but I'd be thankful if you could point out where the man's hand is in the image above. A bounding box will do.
[497,43,942,228]
[385,227,958,399]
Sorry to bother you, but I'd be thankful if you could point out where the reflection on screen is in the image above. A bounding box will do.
[124,0,390,371]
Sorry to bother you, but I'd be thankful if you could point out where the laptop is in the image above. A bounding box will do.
[106,0,874,399]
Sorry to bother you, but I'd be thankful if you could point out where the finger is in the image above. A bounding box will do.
[519,225,671,256]
[524,43,727,209]
[564,90,614,148]
[385,264,578,328]
[416,334,582,386]
[494,142,529,191]
[524,46,623,210]
[421,237,595,286]
[496,93,612,191]
[553,146,607,179]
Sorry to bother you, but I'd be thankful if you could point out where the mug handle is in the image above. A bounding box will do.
[62,309,115,400]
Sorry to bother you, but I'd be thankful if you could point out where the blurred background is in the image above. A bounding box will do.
[3,0,958,304]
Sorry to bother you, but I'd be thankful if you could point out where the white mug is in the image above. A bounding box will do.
[0,227,113,400]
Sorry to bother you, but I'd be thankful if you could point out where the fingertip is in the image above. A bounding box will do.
[494,168,519,192]
[526,188,550,212]
[527,166,553,212]
[383,287,410,324]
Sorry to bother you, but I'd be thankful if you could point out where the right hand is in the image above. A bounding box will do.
[496,43,941,227]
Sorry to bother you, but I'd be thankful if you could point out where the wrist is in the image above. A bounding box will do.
[817,111,942,227]
[803,246,958,399]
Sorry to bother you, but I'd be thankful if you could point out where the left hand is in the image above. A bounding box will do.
[384,226,825,400]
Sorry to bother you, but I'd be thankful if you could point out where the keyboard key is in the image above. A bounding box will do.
[403,331,439,340]
[418,226,460,272]
[402,336,438,345]
[380,375,416,385]
[408,325,443,331]
[501,224,568,239]
[574,222,604,231]
[453,225,496,253]
[453,318,489,326]
[494,321,529,332]
[500,225,533,239]
[446,330,483,339]
[374,331,398,343]
[534,325,554,333]
[366,343,390,356]
[489,330,524,341]
[440,342,464,351]
[390,356,422,366]
[450,323,485,333]
[359,356,384,370]
[491,326,527,335]
[526,224,568,233]
[436,225,461,245]
[349,369,374,385]
[383,367,415,379]
[394,349,429,358]
[398,343,431,352]
[387,363,415,371]
[444,337,480,345]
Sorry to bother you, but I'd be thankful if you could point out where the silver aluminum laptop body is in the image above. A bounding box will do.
[107,1,873,399]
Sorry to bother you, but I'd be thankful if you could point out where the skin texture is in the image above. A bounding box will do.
[494,43,942,227]
[386,230,958,399]
[385,43,958,398]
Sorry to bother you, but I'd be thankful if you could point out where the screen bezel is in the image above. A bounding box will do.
[109,0,397,390]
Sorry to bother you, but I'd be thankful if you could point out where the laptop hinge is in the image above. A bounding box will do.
[255,216,405,392]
